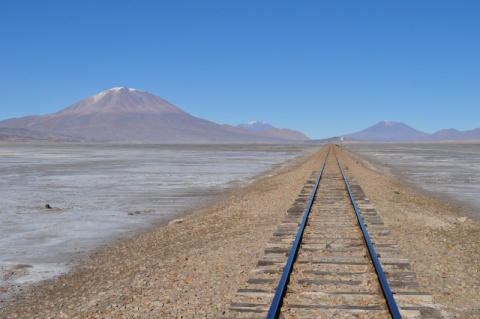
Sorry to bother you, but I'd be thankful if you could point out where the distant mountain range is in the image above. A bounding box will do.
[1,89,478,143]
[343,121,480,142]
[235,121,309,141]
[0,87,309,143]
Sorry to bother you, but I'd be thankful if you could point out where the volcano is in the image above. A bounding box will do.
[344,121,431,142]
[0,87,309,143]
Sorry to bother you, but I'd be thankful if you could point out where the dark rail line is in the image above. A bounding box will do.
[334,148,402,319]
[265,146,328,319]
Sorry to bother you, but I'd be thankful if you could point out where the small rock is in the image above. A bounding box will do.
[446,217,459,225]
[168,218,184,226]
[457,217,467,223]
[45,204,52,209]
[134,211,141,214]
[128,212,134,216]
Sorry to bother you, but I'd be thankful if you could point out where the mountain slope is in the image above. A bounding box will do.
[0,127,86,142]
[55,87,186,116]
[343,121,480,142]
[431,128,480,141]
[236,121,309,141]
[0,88,309,143]
[344,121,431,142]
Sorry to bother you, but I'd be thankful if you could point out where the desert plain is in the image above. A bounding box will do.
[0,144,478,318]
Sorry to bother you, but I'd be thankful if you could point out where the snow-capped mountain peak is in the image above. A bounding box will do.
[59,87,185,115]
[109,87,143,92]
[237,121,275,132]
[92,87,143,101]
[380,120,399,127]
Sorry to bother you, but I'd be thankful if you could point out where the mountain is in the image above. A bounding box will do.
[345,121,431,142]
[237,121,275,132]
[431,128,480,141]
[236,121,310,141]
[0,87,309,143]
[343,121,480,142]
[0,127,86,142]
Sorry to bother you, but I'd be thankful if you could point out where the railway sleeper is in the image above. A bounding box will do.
[301,246,364,253]
[280,307,391,319]
[284,304,385,311]
[301,237,361,244]
[296,271,377,283]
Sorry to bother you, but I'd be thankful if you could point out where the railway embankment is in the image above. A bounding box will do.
[1,145,478,318]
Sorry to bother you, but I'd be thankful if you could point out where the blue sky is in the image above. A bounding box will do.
[1,1,479,139]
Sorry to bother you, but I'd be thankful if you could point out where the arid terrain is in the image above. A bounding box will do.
[0,145,478,318]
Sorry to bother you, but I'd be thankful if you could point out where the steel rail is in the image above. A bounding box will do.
[333,147,402,319]
[265,147,329,319]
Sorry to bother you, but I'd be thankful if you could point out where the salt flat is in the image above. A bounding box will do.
[345,142,480,219]
[0,143,317,298]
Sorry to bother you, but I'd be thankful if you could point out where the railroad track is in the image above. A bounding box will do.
[223,145,442,319]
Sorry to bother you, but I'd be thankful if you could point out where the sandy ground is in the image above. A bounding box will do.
[1,145,478,318]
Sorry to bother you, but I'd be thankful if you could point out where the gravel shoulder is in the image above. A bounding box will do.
[1,145,478,318]
[338,147,479,318]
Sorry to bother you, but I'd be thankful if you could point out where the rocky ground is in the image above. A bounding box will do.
[338,147,479,318]
[1,145,478,318]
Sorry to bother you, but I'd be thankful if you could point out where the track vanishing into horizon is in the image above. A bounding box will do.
[223,145,443,319]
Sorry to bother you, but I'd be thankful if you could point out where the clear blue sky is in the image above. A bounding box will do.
[1,1,479,139]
